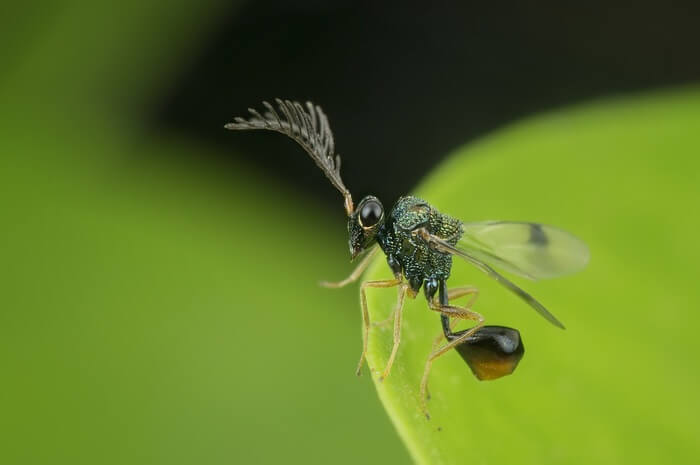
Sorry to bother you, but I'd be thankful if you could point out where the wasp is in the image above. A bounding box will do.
[226,99,589,418]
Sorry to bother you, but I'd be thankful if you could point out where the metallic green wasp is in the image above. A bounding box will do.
[226,99,589,418]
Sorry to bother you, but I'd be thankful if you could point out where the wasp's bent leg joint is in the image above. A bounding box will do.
[420,285,484,419]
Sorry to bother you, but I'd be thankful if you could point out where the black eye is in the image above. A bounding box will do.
[359,200,383,228]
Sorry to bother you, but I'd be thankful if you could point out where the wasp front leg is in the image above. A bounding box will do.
[320,245,379,288]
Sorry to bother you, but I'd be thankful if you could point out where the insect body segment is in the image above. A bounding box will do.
[378,196,462,294]
[226,99,589,420]
[450,323,525,381]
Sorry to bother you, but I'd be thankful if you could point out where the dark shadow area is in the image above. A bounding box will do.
[154,0,700,207]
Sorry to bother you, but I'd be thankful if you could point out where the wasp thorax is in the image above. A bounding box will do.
[348,195,384,259]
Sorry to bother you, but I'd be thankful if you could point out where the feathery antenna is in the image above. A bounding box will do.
[225,99,354,215]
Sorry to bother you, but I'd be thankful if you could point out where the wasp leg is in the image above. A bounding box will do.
[372,309,395,328]
[430,286,480,344]
[420,282,484,419]
[425,323,447,402]
[356,278,401,376]
[447,285,480,304]
[320,246,379,288]
[425,286,479,400]
[380,282,410,382]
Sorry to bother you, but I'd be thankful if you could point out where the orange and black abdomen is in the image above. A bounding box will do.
[451,325,525,380]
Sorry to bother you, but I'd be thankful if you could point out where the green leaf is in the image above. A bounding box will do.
[364,87,700,465]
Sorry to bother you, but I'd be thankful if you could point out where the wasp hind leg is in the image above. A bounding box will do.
[429,286,480,348]
[420,281,484,419]
[424,286,479,400]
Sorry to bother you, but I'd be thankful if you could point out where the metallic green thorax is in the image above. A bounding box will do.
[377,196,463,293]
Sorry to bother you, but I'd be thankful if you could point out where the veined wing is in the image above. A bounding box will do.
[458,221,590,281]
[414,228,568,329]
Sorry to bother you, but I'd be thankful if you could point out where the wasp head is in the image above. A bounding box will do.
[348,195,384,259]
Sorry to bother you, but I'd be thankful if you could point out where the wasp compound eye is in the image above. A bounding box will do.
[450,326,524,381]
[359,200,383,228]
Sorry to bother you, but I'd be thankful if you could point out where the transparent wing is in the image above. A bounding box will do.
[458,221,590,281]
[414,229,567,329]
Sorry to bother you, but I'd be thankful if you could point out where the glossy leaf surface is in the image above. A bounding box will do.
[363,88,700,465]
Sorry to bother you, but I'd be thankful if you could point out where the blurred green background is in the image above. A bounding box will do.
[2,1,699,464]
[2,2,410,464]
